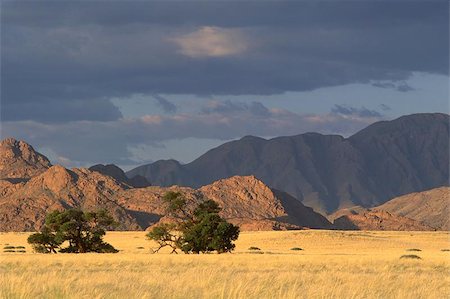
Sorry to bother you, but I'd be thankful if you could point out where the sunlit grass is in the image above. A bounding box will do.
[1,230,449,298]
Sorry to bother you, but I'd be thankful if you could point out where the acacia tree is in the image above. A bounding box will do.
[28,209,118,253]
[147,191,240,254]
[27,226,61,253]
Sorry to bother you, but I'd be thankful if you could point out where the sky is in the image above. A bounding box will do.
[1,1,449,169]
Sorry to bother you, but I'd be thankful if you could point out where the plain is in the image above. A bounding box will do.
[1,230,449,299]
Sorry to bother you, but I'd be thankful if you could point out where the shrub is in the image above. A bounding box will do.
[441,249,450,252]
[400,254,422,260]
[290,247,303,251]
[248,246,261,251]
[406,248,421,252]
[15,246,26,249]
[3,249,15,253]
[17,250,26,253]
[3,245,15,249]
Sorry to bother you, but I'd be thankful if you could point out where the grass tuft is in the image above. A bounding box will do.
[400,254,422,260]
[248,246,261,251]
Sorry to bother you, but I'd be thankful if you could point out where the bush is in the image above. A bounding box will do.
[406,248,421,252]
[248,246,261,251]
[400,254,422,260]
[3,249,15,253]
[441,249,450,252]
[15,246,26,249]
[290,247,303,251]
[3,246,15,249]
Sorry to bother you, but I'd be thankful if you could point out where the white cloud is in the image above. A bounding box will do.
[171,26,248,58]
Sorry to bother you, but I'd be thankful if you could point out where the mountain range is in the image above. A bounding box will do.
[127,113,449,214]
[0,112,448,232]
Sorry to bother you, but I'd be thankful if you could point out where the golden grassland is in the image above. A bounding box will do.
[1,230,449,299]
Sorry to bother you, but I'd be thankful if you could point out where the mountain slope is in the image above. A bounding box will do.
[127,113,449,214]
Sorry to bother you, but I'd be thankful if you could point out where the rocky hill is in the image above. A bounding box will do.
[0,165,140,231]
[127,113,449,214]
[0,139,331,231]
[117,175,332,231]
[0,138,51,180]
[330,187,449,230]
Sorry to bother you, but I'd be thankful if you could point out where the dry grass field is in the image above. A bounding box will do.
[1,230,449,299]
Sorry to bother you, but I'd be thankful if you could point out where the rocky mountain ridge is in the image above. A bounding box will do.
[127,113,449,214]
[1,123,448,232]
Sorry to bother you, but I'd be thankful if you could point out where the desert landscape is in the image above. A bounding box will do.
[0,115,449,298]
[1,2,449,299]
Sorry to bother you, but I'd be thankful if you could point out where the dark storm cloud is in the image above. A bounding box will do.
[1,1,448,123]
[2,98,122,122]
[152,94,177,114]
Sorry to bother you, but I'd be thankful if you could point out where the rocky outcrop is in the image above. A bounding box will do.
[116,175,333,231]
[0,138,51,179]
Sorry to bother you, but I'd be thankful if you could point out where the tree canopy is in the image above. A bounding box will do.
[28,209,118,253]
[147,191,240,254]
